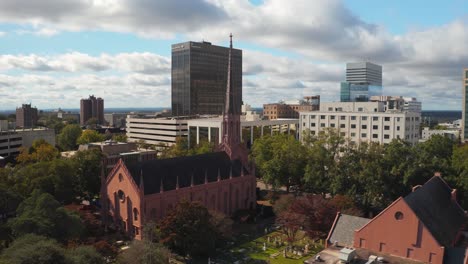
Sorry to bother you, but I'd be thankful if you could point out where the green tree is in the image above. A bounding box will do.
[191,140,215,155]
[77,130,105,145]
[71,149,103,199]
[9,190,84,241]
[451,144,468,207]
[57,124,82,151]
[302,128,345,194]
[252,134,307,191]
[68,246,104,264]
[0,234,69,264]
[408,134,455,186]
[159,201,218,257]
[13,159,78,204]
[86,117,99,128]
[117,240,169,264]
[112,134,128,143]
[16,140,60,164]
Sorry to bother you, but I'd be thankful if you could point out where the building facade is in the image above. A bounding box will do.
[353,176,466,264]
[346,62,382,86]
[420,127,459,142]
[263,96,320,120]
[103,35,256,240]
[80,95,104,125]
[463,68,468,142]
[17,128,55,149]
[326,175,467,264]
[0,131,22,158]
[299,102,421,145]
[370,96,422,113]
[16,104,38,129]
[104,113,127,128]
[126,116,189,146]
[187,116,298,146]
[78,141,157,175]
[341,62,383,102]
[171,41,242,116]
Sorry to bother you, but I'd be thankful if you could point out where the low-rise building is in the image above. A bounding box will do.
[420,127,460,142]
[326,174,467,264]
[126,115,189,146]
[299,101,421,145]
[0,128,55,158]
[104,113,127,128]
[370,96,421,113]
[0,131,22,158]
[263,96,320,120]
[78,141,157,175]
[16,128,55,149]
[187,116,299,146]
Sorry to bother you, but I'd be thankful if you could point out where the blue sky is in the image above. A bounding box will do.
[0,0,467,110]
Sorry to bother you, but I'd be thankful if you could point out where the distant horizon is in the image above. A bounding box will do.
[0,107,462,114]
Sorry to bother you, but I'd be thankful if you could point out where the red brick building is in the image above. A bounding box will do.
[327,175,467,264]
[101,35,256,240]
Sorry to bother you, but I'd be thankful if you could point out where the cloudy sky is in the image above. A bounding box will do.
[0,0,467,110]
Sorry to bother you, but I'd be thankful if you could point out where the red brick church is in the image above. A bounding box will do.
[100,35,256,239]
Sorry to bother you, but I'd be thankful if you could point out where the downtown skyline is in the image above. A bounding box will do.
[0,0,467,110]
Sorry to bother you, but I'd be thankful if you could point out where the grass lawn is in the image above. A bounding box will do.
[230,231,323,264]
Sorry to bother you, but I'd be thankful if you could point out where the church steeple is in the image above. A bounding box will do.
[220,33,241,159]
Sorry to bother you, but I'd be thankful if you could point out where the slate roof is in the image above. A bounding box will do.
[328,213,370,247]
[444,247,467,264]
[404,176,466,247]
[126,151,248,195]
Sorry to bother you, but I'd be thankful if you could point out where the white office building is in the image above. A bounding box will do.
[299,102,421,145]
[420,127,459,142]
[126,115,189,146]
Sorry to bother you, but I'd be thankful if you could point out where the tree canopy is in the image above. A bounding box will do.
[159,201,223,257]
[252,134,307,191]
[251,128,468,212]
[76,130,105,145]
[8,190,84,241]
[57,124,82,151]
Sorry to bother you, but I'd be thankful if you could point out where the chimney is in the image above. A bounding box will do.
[412,185,422,192]
[434,172,441,177]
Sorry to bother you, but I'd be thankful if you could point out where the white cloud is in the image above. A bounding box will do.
[0,52,170,74]
[0,0,467,110]
[0,31,5,37]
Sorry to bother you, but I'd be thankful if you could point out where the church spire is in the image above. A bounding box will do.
[220,33,241,158]
[224,33,234,115]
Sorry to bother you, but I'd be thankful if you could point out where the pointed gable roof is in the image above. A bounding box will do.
[328,213,370,247]
[125,151,247,195]
[404,176,466,247]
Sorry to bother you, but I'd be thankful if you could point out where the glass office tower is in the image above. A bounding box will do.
[171,41,242,116]
[340,82,383,102]
[340,62,383,102]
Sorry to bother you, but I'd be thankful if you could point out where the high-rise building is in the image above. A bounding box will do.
[346,62,382,86]
[80,95,104,125]
[16,104,38,128]
[463,68,468,141]
[171,40,242,116]
[341,62,383,102]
